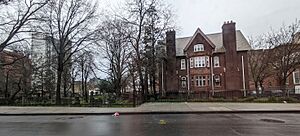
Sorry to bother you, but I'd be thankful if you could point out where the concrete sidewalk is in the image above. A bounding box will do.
[1,102,300,115]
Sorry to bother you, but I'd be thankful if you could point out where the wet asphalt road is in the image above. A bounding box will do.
[1,114,300,136]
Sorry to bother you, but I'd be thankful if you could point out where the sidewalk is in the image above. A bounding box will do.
[1,102,300,115]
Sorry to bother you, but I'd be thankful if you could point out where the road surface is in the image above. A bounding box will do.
[1,114,300,136]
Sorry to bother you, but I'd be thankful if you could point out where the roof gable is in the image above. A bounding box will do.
[175,30,251,56]
[183,28,216,51]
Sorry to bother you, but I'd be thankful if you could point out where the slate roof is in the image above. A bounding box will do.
[175,30,251,56]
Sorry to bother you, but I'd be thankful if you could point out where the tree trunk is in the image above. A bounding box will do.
[4,71,9,100]
[137,64,145,102]
[254,82,259,97]
[84,78,88,103]
[132,73,137,107]
[63,74,67,98]
[56,63,63,105]
[9,78,22,104]
[144,70,149,101]
[71,77,75,97]
[259,81,264,96]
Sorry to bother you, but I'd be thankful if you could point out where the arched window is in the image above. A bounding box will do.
[181,77,187,88]
[214,75,221,86]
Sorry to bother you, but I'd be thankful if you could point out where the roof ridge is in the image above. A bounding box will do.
[176,36,192,39]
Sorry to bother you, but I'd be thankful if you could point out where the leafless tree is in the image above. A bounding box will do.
[0,0,48,53]
[0,0,12,5]
[119,0,174,101]
[266,20,300,96]
[78,50,97,103]
[97,17,132,97]
[38,0,99,104]
[248,37,273,96]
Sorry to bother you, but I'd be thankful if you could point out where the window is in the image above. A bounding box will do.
[214,56,220,67]
[181,59,186,70]
[206,56,210,67]
[181,77,187,88]
[195,75,206,87]
[194,56,206,67]
[207,75,210,86]
[190,58,194,68]
[214,75,221,87]
[293,71,300,84]
[194,44,204,52]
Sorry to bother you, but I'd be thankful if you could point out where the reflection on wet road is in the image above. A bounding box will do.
[1,114,300,136]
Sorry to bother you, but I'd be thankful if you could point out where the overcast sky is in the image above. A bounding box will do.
[102,0,300,38]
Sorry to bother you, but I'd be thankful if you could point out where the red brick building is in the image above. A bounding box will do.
[159,21,251,98]
[0,51,32,100]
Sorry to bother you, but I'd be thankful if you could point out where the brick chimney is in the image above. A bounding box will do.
[222,21,237,54]
[222,21,240,91]
[166,30,176,58]
[165,30,178,92]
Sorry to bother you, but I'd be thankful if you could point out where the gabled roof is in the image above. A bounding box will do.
[175,30,251,56]
[183,28,216,51]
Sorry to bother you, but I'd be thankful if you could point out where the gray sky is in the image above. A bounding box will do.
[102,0,300,38]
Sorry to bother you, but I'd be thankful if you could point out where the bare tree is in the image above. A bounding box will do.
[266,20,300,96]
[39,0,99,104]
[78,50,97,103]
[248,37,273,96]
[0,0,48,53]
[97,18,132,97]
[143,1,174,99]
[120,0,174,101]
[0,0,12,5]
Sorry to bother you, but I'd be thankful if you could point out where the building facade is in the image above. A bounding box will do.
[0,51,32,100]
[31,33,72,99]
[160,21,251,97]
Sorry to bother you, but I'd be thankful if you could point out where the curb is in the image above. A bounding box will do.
[1,110,300,116]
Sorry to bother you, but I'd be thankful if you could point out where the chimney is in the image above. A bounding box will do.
[222,21,240,91]
[165,30,178,92]
[166,30,176,58]
[222,20,237,53]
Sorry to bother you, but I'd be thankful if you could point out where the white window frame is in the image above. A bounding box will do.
[214,75,221,87]
[206,56,210,67]
[181,77,187,88]
[181,59,186,70]
[195,75,206,87]
[293,71,300,84]
[194,44,204,52]
[214,56,220,67]
[190,58,194,68]
[194,56,206,68]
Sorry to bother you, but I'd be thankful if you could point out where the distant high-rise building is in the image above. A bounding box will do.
[31,33,72,99]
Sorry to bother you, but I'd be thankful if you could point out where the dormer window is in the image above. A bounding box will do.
[194,44,204,52]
